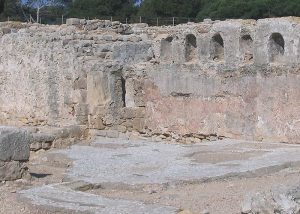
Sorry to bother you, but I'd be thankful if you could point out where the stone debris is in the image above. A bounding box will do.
[241,186,300,214]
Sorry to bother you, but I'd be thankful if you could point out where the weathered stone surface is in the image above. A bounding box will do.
[0,126,31,161]
[0,18,299,143]
[20,185,178,214]
[66,18,80,26]
[19,137,300,213]
[241,187,300,214]
[0,160,27,181]
[89,115,105,130]
[0,126,30,181]
[113,42,152,63]
[30,139,53,151]
[30,133,55,151]
[29,126,86,151]
[58,138,300,185]
[106,130,119,138]
[32,133,55,143]
[132,118,145,132]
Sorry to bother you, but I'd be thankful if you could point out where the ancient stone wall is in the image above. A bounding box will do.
[144,18,300,143]
[0,23,88,127]
[0,17,299,143]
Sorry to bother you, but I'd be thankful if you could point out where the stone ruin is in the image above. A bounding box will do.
[0,17,300,180]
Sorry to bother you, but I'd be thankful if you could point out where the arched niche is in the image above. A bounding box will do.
[240,34,253,63]
[185,34,197,62]
[210,33,224,62]
[269,33,285,63]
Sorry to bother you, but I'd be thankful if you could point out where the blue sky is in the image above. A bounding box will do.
[135,0,143,6]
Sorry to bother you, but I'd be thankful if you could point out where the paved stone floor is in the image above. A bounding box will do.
[17,137,300,213]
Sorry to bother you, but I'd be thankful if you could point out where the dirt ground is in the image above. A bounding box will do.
[1,138,300,214]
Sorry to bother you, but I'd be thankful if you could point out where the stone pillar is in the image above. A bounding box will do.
[87,64,124,129]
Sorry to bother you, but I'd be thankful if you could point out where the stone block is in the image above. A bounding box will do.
[42,142,52,150]
[0,126,30,181]
[122,108,136,119]
[89,129,121,139]
[106,130,119,138]
[0,161,27,181]
[134,97,145,107]
[89,106,106,116]
[73,78,87,90]
[90,129,107,137]
[116,125,127,133]
[89,115,105,130]
[104,20,112,27]
[132,118,145,132]
[122,107,146,119]
[122,120,133,131]
[79,19,87,25]
[0,126,31,162]
[135,107,145,118]
[84,23,98,31]
[32,133,55,143]
[2,28,11,34]
[66,125,86,138]
[75,104,89,116]
[113,42,152,63]
[30,142,42,151]
[66,18,81,26]
[29,132,55,151]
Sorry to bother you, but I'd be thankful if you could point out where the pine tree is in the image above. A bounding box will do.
[68,0,137,19]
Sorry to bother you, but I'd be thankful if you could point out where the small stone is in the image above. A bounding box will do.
[42,142,52,150]
[112,21,120,26]
[149,190,157,194]
[2,28,11,34]
[30,142,42,151]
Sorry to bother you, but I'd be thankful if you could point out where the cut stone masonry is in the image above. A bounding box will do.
[0,17,299,147]
[0,126,30,181]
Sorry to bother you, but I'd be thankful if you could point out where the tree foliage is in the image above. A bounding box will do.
[68,0,137,19]
[0,0,23,20]
[137,0,202,18]
[197,0,300,20]
[0,0,300,23]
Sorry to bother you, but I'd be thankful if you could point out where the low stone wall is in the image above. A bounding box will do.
[0,126,30,181]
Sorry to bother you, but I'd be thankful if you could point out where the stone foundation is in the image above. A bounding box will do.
[0,126,31,181]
